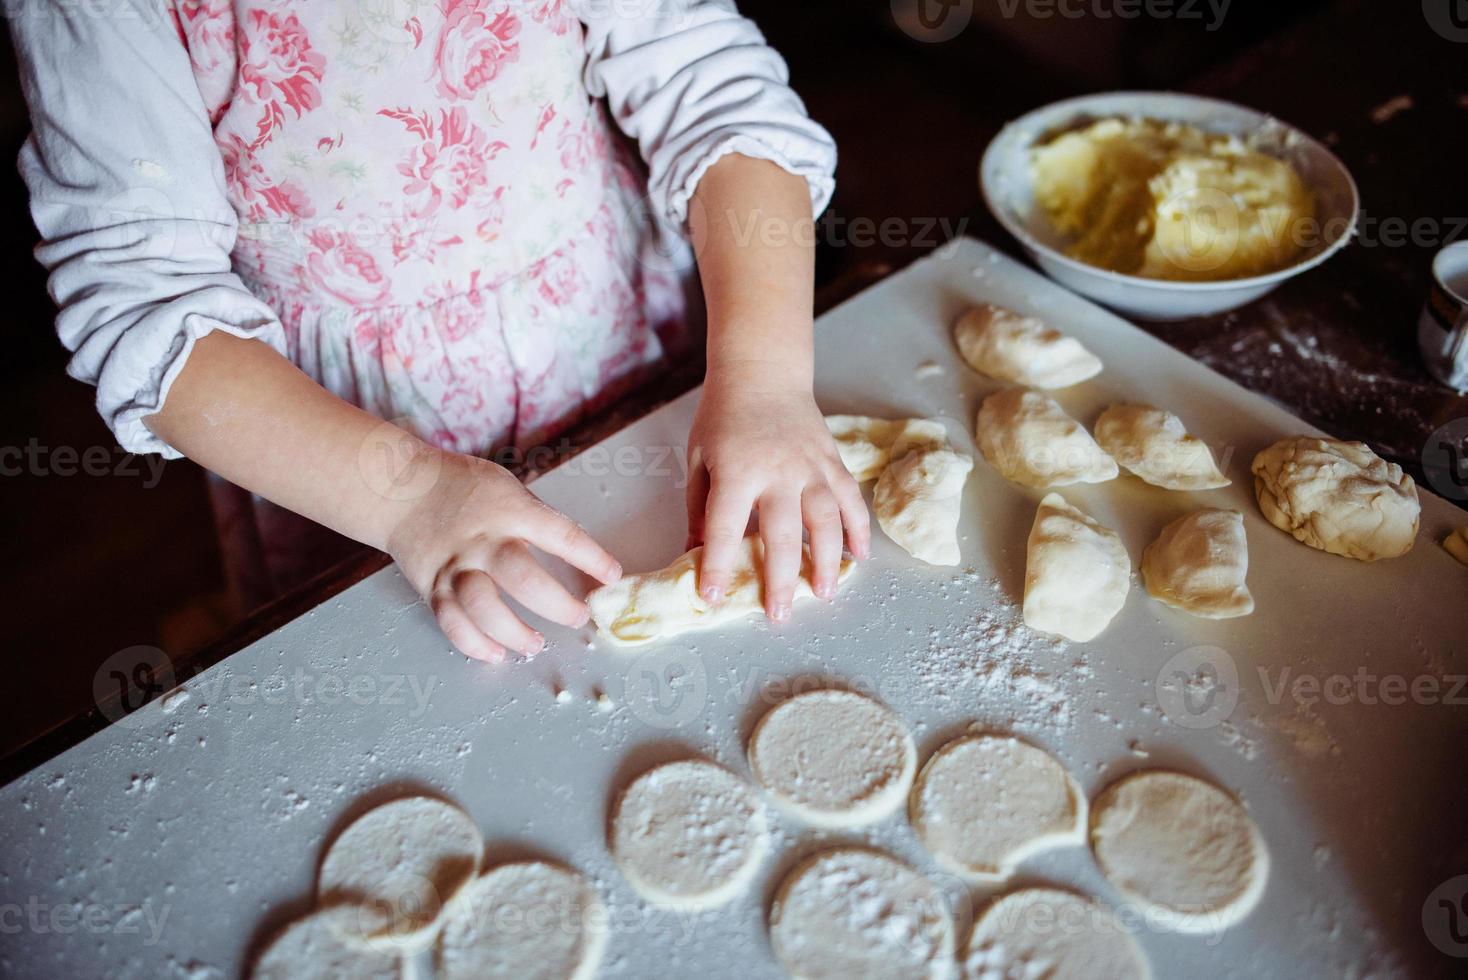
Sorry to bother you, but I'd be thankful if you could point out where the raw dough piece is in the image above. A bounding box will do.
[1094,404,1229,490]
[609,760,767,909]
[910,734,1083,880]
[1023,494,1131,642]
[873,446,974,565]
[748,689,916,827]
[437,863,605,980]
[953,304,1103,389]
[825,415,949,482]
[317,796,482,951]
[1090,770,1268,934]
[977,389,1118,488]
[963,889,1151,980]
[587,537,855,646]
[1141,509,1254,619]
[250,906,401,980]
[1445,527,1468,565]
[1251,437,1420,561]
[769,848,955,980]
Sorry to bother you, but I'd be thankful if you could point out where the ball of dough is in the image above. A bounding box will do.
[1445,527,1468,566]
[909,734,1083,880]
[250,907,401,980]
[825,415,949,482]
[977,389,1118,489]
[1141,509,1254,619]
[1024,494,1131,642]
[1093,403,1229,491]
[748,689,916,828]
[953,304,1103,389]
[1251,437,1419,561]
[1090,770,1268,934]
[963,889,1151,980]
[609,760,767,909]
[873,447,974,565]
[436,863,605,980]
[769,848,955,980]
[316,796,483,951]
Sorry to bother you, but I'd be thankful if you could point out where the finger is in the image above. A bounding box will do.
[453,569,545,657]
[829,469,871,559]
[802,484,844,600]
[758,490,804,622]
[490,540,591,629]
[430,590,506,664]
[523,501,622,585]
[698,479,757,604]
[684,461,711,551]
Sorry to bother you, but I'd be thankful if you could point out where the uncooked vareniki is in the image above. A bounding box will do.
[873,446,974,565]
[1251,437,1419,561]
[977,389,1118,488]
[1094,404,1229,490]
[1024,494,1130,641]
[953,304,1103,389]
[825,415,948,482]
[587,537,854,646]
[1142,510,1253,618]
[1445,527,1468,566]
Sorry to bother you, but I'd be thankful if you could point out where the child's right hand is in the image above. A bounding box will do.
[385,450,623,663]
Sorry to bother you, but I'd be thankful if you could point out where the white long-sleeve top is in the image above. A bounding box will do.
[9,0,836,457]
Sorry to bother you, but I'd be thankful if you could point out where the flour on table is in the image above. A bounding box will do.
[748,689,916,828]
[609,760,767,909]
[1090,770,1268,933]
[436,862,605,980]
[316,796,482,951]
[770,848,955,980]
[249,907,399,980]
[911,734,1083,880]
[963,888,1150,980]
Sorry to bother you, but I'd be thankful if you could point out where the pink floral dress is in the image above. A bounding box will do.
[14,0,836,601]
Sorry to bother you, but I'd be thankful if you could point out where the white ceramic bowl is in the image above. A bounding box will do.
[980,91,1359,321]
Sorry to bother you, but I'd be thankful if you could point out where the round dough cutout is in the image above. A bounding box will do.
[437,862,606,980]
[250,906,400,980]
[610,759,767,909]
[1090,770,1268,933]
[317,795,483,950]
[910,733,1083,880]
[770,848,955,980]
[964,888,1150,980]
[748,689,917,827]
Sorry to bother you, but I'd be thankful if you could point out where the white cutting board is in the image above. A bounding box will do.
[2,238,1465,980]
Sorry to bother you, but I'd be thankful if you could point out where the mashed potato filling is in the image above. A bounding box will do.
[1030,118,1315,281]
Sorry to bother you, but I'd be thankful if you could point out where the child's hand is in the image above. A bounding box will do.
[386,450,622,662]
[686,365,869,621]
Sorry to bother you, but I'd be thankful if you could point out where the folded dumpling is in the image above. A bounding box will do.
[1023,494,1130,642]
[825,415,949,482]
[1094,404,1229,491]
[954,304,1102,389]
[976,389,1118,488]
[1141,510,1254,619]
[873,447,974,566]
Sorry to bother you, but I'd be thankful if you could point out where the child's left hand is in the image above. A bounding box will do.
[685,362,869,622]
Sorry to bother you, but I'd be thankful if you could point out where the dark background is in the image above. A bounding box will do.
[1,0,1412,759]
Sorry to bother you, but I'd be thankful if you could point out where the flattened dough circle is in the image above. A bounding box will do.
[437,862,606,980]
[1090,770,1268,933]
[250,906,400,980]
[770,848,955,980]
[316,795,483,950]
[609,760,767,909]
[910,733,1084,880]
[964,889,1150,980]
[748,689,916,828]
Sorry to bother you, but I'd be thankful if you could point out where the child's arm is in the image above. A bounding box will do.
[147,331,622,663]
[685,155,869,621]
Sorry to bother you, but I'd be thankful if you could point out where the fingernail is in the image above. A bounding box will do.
[574,606,591,628]
[816,581,834,600]
[771,603,791,622]
[608,561,623,581]
[703,585,725,604]
[525,634,545,656]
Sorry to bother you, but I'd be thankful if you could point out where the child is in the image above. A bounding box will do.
[10,0,868,661]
